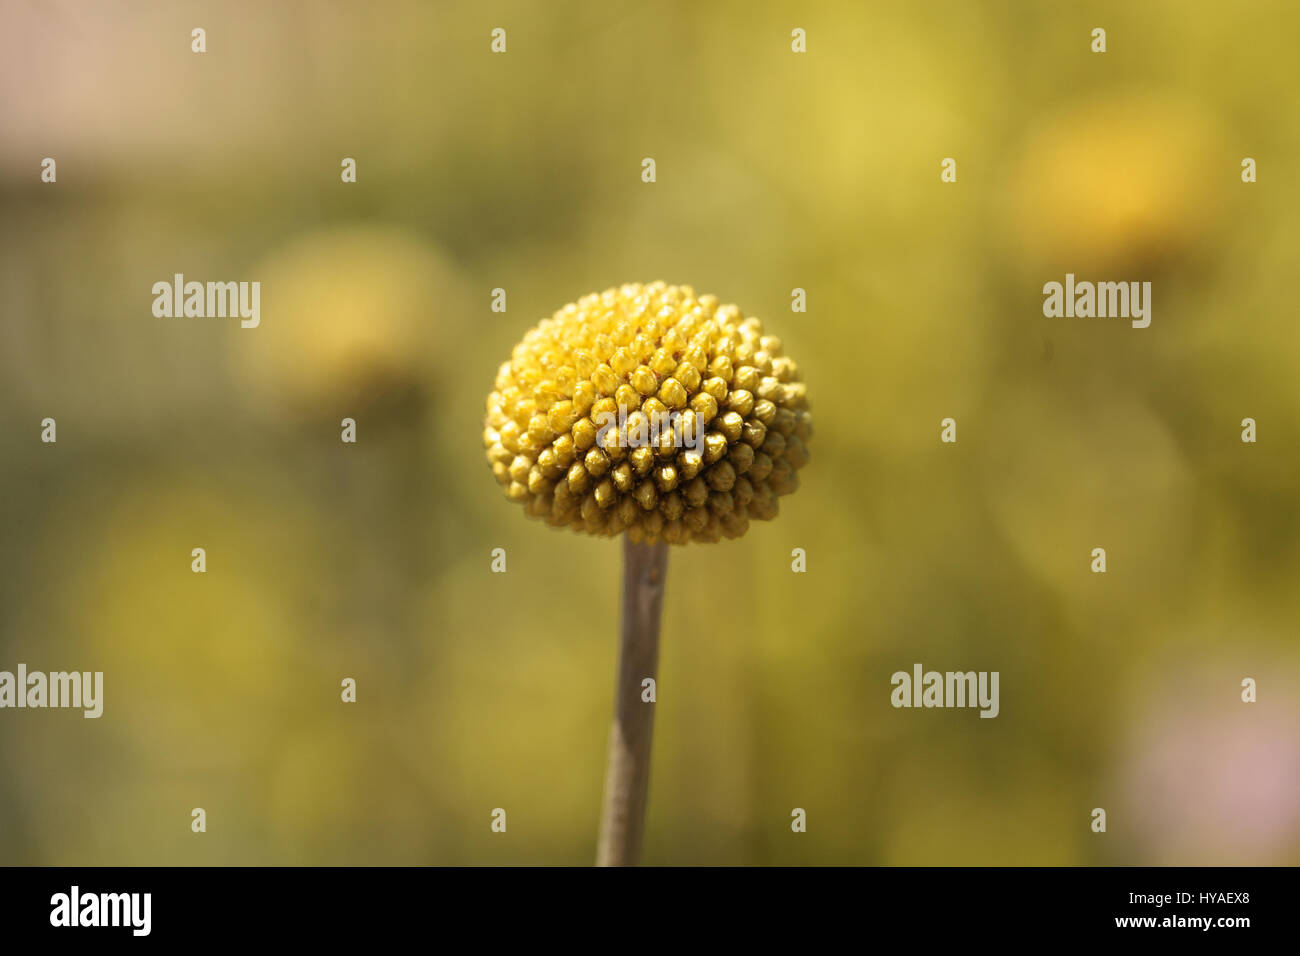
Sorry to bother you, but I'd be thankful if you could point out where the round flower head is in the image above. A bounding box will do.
[240,226,462,417]
[1006,93,1222,274]
[483,282,811,544]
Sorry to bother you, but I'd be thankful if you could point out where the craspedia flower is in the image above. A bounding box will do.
[239,225,464,417]
[1005,93,1223,275]
[483,282,811,544]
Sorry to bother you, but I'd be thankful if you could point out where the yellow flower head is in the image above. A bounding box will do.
[240,226,459,416]
[484,282,811,544]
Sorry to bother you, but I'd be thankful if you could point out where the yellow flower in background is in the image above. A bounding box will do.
[237,226,462,414]
[1005,93,1224,274]
[483,282,811,544]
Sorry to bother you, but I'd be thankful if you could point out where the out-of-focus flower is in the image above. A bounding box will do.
[1121,669,1300,864]
[1005,93,1224,274]
[237,226,460,415]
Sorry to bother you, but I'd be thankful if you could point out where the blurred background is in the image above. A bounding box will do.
[1,0,1298,865]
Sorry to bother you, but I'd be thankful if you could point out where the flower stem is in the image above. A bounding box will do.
[596,536,669,866]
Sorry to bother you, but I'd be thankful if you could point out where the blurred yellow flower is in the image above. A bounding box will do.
[236,226,462,414]
[1006,93,1224,274]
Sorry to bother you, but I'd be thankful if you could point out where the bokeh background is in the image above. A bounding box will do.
[2,0,1298,865]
